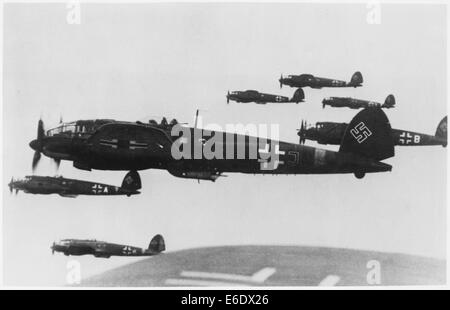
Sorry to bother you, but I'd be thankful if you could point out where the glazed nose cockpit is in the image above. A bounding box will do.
[51,240,71,254]
[322,97,334,108]
[297,121,319,145]
[46,122,88,137]
[8,177,30,194]
[29,119,85,171]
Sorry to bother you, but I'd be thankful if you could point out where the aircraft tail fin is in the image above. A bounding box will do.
[148,234,165,253]
[382,94,396,108]
[339,107,394,161]
[435,116,447,146]
[121,170,142,191]
[349,71,363,87]
[290,88,305,103]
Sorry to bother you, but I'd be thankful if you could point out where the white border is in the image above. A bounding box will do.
[0,0,448,290]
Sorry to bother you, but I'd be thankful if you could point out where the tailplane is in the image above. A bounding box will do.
[382,94,396,108]
[339,107,394,161]
[349,71,363,87]
[435,116,447,147]
[148,234,165,253]
[290,88,305,103]
[121,170,142,191]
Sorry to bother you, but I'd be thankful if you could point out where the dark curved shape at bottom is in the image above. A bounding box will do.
[81,246,445,287]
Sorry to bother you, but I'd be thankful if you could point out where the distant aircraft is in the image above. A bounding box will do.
[322,94,395,109]
[29,108,395,180]
[226,89,305,104]
[279,71,363,89]
[51,234,165,258]
[298,116,447,147]
[8,171,141,197]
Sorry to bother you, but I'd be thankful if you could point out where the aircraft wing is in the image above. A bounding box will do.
[317,77,346,87]
[93,249,111,258]
[58,193,78,198]
[316,77,332,83]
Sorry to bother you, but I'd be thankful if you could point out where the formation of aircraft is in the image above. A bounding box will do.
[51,234,165,258]
[29,107,394,180]
[8,171,141,197]
[226,89,305,104]
[226,71,363,105]
[279,71,363,89]
[322,94,396,109]
[13,69,446,262]
[298,116,447,147]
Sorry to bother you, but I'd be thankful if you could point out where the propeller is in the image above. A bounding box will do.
[31,119,45,172]
[279,74,283,89]
[32,151,41,172]
[297,120,308,144]
[227,91,230,104]
[52,242,56,255]
[8,177,13,194]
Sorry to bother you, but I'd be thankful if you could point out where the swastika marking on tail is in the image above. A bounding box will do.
[350,122,372,143]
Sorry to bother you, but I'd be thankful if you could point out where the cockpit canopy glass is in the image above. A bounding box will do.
[61,239,97,243]
[58,240,73,245]
[46,122,88,137]
[299,74,314,81]
[246,90,259,94]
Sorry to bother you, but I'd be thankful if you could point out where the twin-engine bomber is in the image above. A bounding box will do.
[29,107,395,180]
[322,94,396,109]
[279,71,363,89]
[298,116,447,147]
[226,89,305,104]
[51,234,165,258]
[8,171,141,197]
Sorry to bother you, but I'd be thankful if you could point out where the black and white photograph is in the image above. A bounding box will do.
[1,1,448,291]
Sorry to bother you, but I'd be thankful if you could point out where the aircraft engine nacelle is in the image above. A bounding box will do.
[316,138,333,145]
[168,170,221,182]
[73,161,91,171]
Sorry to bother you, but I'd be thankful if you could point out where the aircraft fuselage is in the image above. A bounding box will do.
[227,90,291,104]
[9,175,139,197]
[29,123,391,181]
[51,240,154,258]
[280,75,354,89]
[322,97,383,109]
[302,123,447,147]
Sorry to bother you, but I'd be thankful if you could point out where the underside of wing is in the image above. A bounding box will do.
[58,192,77,198]
[93,250,111,258]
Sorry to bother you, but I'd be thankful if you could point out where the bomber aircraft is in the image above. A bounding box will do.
[279,71,363,89]
[29,107,395,180]
[322,94,395,109]
[226,89,305,104]
[51,234,165,258]
[8,171,141,197]
[298,116,447,147]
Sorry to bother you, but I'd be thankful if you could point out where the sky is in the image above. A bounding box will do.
[2,2,447,286]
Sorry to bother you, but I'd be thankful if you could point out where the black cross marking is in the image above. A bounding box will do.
[100,139,148,150]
